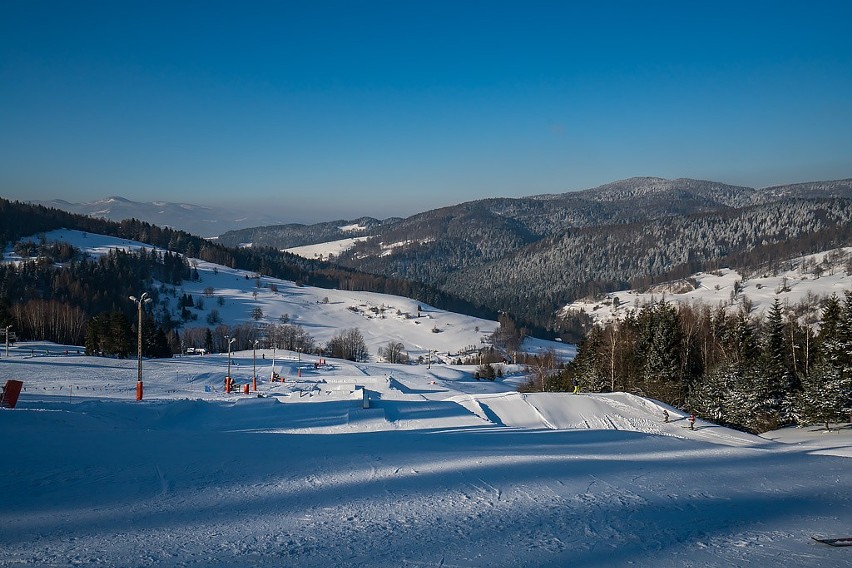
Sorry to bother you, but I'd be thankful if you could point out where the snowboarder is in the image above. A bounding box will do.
[663,409,669,423]
[689,412,696,430]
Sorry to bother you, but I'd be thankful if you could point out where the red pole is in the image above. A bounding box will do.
[225,376,231,394]
[136,380,143,401]
[243,383,249,394]
[252,376,257,391]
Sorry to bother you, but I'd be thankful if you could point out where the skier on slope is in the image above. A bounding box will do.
[689,412,696,430]
[663,409,669,423]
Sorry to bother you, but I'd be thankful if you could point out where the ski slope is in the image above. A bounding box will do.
[1,343,851,568]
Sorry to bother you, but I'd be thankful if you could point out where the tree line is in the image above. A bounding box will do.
[529,294,852,433]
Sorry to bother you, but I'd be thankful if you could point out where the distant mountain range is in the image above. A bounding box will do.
[217,177,852,248]
[26,176,852,335]
[217,176,852,330]
[28,196,285,237]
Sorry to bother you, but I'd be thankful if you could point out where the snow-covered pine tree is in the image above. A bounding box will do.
[754,299,798,427]
[716,310,774,430]
[572,325,608,392]
[640,300,684,406]
[795,293,852,428]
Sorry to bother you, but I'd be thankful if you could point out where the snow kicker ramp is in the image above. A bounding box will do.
[452,392,661,430]
[452,392,762,445]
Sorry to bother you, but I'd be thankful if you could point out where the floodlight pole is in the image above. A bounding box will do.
[4,325,11,358]
[226,335,236,378]
[129,293,151,399]
[253,339,259,389]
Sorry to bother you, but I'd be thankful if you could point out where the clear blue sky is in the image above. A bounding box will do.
[1,1,850,222]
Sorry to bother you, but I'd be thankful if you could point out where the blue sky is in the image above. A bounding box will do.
[1,1,850,222]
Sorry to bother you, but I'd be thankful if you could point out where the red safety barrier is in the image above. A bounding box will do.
[0,380,23,408]
[243,383,249,394]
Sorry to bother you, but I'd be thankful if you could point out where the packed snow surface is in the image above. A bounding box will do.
[2,343,850,568]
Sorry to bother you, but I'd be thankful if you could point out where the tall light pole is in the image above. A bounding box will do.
[129,293,151,399]
[252,339,259,390]
[226,335,236,378]
[4,325,11,358]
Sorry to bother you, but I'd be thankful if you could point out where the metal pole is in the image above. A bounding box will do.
[129,293,149,400]
[4,325,11,358]
[227,337,232,377]
[136,299,143,383]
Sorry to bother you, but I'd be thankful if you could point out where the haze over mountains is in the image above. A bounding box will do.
[29,196,286,237]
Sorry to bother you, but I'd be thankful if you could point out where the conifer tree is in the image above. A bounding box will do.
[641,301,684,405]
[572,325,607,392]
[756,299,797,426]
[796,293,852,428]
[108,311,133,358]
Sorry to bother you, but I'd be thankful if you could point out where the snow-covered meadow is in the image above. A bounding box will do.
[562,248,852,327]
[1,230,850,567]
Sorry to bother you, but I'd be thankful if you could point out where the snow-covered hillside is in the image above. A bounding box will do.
[12,229,568,363]
[1,343,850,567]
[285,236,368,260]
[562,248,852,326]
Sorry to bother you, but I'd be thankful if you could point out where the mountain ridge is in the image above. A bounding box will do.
[28,196,286,237]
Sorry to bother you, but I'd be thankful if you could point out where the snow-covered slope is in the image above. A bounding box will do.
[285,236,368,260]
[1,343,850,567]
[562,248,852,326]
[13,229,514,362]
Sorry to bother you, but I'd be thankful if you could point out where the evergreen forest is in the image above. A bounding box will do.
[528,295,852,433]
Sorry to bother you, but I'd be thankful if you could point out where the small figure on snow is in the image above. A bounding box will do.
[662,409,669,423]
[689,412,696,430]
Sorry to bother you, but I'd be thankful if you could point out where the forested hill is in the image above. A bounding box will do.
[0,199,495,339]
[321,179,852,332]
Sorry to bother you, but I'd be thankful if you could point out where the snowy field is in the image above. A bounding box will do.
[1,342,851,567]
[285,237,368,261]
[563,248,852,326]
